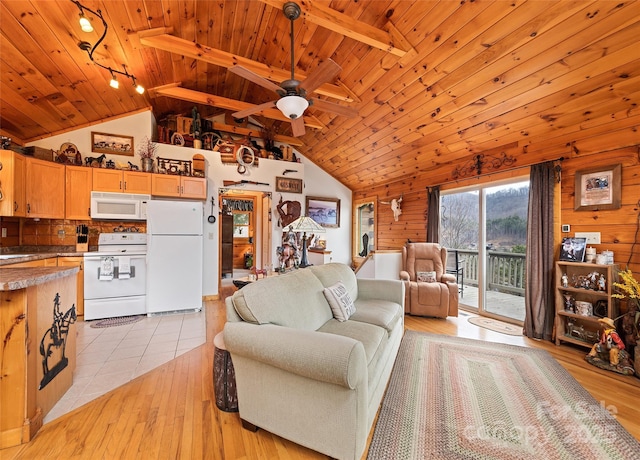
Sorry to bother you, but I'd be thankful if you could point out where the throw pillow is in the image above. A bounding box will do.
[323,281,356,322]
[417,271,437,282]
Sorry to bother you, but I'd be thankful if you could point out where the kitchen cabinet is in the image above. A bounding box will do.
[151,175,206,199]
[65,165,92,220]
[0,149,27,217]
[26,157,65,218]
[6,257,58,268]
[57,256,85,317]
[93,169,151,194]
[555,261,618,348]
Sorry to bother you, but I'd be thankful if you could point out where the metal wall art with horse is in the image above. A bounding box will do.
[39,293,77,390]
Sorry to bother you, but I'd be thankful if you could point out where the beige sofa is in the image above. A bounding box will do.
[224,263,404,460]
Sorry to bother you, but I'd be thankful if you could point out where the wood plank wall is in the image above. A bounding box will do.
[354,146,640,276]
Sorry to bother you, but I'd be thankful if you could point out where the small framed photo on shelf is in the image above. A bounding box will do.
[559,237,587,262]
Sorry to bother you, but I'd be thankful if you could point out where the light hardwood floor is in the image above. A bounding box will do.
[4,286,639,459]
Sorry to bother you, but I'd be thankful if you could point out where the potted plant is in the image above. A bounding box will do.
[137,136,158,172]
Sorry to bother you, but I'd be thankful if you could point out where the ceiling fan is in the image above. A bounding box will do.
[230,2,357,137]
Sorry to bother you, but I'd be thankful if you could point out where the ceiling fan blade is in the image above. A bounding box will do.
[299,59,342,94]
[232,100,277,119]
[229,66,283,94]
[291,117,306,137]
[310,98,358,118]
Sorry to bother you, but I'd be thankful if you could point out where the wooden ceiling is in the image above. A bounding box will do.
[2,1,640,191]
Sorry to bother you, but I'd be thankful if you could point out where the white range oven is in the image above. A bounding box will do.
[83,233,147,321]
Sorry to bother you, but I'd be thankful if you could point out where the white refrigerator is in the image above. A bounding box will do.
[146,200,204,314]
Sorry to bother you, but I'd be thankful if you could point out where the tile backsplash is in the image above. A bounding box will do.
[0,217,146,251]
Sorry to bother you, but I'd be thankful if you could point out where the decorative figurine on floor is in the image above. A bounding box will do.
[586,317,635,375]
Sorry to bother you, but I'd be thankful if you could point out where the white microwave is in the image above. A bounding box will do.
[90,192,150,221]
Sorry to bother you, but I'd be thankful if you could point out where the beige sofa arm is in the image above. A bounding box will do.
[399,270,410,281]
[224,322,367,389]
[441,273,456,283]
[357,278,405,305]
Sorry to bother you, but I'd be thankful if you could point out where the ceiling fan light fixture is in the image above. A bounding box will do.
[276,95,309,119]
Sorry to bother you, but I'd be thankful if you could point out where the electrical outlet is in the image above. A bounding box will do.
[575,231,601,244]
[1,228,6,238]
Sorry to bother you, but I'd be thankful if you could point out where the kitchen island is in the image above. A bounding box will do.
[0,265,78,448]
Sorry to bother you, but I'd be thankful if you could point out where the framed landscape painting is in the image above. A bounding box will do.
[91,132,134,156]
[306,196,340,228]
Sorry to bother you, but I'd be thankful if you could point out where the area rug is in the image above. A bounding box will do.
[367,331,640,459]
[468,316,522,336]
[89,315,144,328]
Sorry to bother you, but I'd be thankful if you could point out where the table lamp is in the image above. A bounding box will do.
[287,216,326,268]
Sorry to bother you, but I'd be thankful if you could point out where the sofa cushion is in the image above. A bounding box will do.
[231,269,332,330]
[351,299,403,335]
[323,281,356,321]
[317,319,386,376]
[309,263,359,302]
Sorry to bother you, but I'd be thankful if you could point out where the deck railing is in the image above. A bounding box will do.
[456,250,526,296]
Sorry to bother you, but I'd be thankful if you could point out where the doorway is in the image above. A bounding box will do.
[440,178,529,323]
[219,190,272,283]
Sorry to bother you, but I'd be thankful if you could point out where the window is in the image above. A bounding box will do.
[354,199,375,257]
[233,212,251,238]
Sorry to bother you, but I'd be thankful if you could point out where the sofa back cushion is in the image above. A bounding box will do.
[230,268,332,330]
[309,263,359,302]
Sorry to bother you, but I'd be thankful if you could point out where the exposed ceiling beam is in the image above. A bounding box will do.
[258,0,417,63]
[135,29,358,103]
[148,83,325,131]
[210,122,303,147]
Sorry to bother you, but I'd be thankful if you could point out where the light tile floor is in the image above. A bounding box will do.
[44,310,207,424]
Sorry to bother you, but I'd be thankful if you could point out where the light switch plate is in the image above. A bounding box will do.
[575,231,601,244]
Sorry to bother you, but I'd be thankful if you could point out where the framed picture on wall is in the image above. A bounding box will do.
[574,164,621,211]
[275,176,303,194]
[559,237,587,262]
[306,196,340,228]
[91,132,134,156]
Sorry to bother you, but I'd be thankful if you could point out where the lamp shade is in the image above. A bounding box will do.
[276,95,309,119]
[287,216,326,233]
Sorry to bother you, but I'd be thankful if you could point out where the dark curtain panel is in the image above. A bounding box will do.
[524,162,555,340]
[426,186,440,243]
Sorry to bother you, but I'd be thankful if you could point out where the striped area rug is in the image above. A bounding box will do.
[367,331,640,459]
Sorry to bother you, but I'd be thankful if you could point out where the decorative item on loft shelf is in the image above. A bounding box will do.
[91,132,134,156]
[306,196,340,228]
[287,215,326,268]
[156,157,192,176]
[72,1,144,94]
[574,164,621,211]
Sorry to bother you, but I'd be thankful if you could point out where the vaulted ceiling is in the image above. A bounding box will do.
[2,1,640,191]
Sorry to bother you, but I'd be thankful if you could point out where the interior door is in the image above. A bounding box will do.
[221,211,233,277]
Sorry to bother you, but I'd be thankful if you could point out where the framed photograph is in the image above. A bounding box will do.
[91,132,134,156]
[275,176,303,194]
[559,237,587,262]
[574,164,621,211]
[306,196,340,228]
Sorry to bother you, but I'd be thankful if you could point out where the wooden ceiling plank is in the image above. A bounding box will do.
[258,0,415,58]
[136,32,354,102]
[312,1,636,167]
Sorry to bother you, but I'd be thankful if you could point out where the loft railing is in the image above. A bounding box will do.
[455,250,526,296]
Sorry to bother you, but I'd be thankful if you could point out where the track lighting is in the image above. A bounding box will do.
[78,12,93,33]
[109,70,119,89]
[71,0,144,95]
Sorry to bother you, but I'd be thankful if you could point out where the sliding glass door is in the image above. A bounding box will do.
[440,179,529,323]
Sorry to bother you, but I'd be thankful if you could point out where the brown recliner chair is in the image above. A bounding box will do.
[400,243,459,318]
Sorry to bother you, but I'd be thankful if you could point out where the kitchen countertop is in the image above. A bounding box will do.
[0,250,90,266]
[0,266,80,291]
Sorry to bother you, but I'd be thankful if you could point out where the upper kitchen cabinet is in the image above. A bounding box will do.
[151,175,206,200]
[26,157,65,219]
[0,150,26,217]
[93,169,151,194]
[65,165,92,220]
